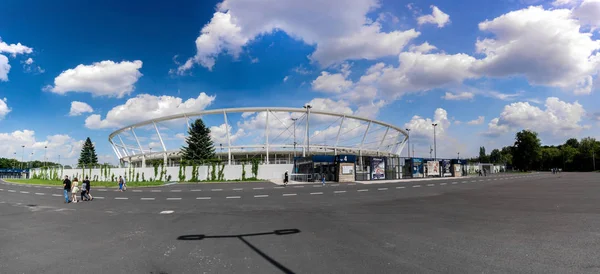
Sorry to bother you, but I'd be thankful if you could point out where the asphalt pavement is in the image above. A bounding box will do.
[1,172,599,273]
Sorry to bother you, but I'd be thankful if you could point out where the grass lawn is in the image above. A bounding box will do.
[4,179,165,188]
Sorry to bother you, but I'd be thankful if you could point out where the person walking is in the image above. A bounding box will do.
[122,175,127,191]
[71,180,80,203]
[118,176,124,192]
[81,176,91,201]
[83,176,92,201]
[321,174,325,186]
[284,170,289,186]
[63,175,72,203]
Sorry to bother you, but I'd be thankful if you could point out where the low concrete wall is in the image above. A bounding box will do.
[30,164,293,182]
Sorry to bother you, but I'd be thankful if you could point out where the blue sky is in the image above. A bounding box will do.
[1,0,599,165]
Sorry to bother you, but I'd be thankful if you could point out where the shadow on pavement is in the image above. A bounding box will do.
[177,229,300,274]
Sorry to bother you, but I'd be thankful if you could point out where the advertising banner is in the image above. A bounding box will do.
[371,157,386,180]
[426,161,440,177]
[442,160,452,177]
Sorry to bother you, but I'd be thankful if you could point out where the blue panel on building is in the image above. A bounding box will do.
[0,169,28,173]
[311,155,336,163]
[335,155,356,163]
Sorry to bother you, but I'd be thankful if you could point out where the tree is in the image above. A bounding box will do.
[181,119,216,162]
[490,149,501,164]
[512,130,541,171]
[500,146,513,166]
[77,137,99,168]
[565,138,580,149]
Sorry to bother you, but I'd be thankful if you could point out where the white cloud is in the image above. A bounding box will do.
[552,0,577,6]
[307,98,353,116]
[485,91,522,101]
[404,108,451,141]
[210,123,246,145]
[442,91,474,101]
[45,60,143,98]
[0,55,9,81]
[69,101,94,116]
[484,97,587,137]
[417,5,451,28]
[0,97,11,120]
[311,71,353,93]
[283,76,289,82]
[21,58,44,74]
[409,42,437,53]
[0,38,33,57]
[573,0,600,30]
[0,130,84,164]
[241,112,255,118]
[467,116,485,125]
[177,0,420,71]
[474,6,600,95]
[85,92,216,129]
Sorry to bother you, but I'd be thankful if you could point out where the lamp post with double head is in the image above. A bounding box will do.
[432,123,438,161]
[405,128,411,158]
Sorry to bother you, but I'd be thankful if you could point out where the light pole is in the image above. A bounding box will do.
[457,152,460,159]
[13,152,16,169]
[405,128,411,158]
[432,123,438,161]
[44,146,47,169]
[220,144,223,161]
[292,118,298,158]
[303,104,312,156]
[21,145,25,169]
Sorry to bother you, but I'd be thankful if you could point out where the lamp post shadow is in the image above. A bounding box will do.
[177,229,301,274]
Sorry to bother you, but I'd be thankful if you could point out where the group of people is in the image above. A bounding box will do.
[62,175,93,203]
[552,168,562,174]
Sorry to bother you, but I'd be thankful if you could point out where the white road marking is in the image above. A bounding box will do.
[254,195,269,198]
[95,196,105,199]
[452,182,458,185]
[35,193,45,195]
[334,191,346,194]
[160,210,174,214]
[310,192,323,195]
[479,180,484,182]
[358,189,369,192]
[132,190,142,192]
[378,188,388,191]
[167,198,182,200]
[0,189,2,191]
[440,183,447,186]
[274,187,284,189]
[45,187,51,189]
[196,197,211,200]
[293,186,304,188]
[233,188,243,191]
[348,183,357,185]
[283,193,297,196]
[115,197,128,200]
[396,186,405,189]
[493,179,498,181]
[253,187,264,190]
[141,198,155,200]
[427,184,434,187]
[413,185,421,188]
[8,190,16,192]
[313,185,322,188]
[52,194,61,197]
[212,189,223,191]
[191,189,202,192]
[170,190,182,192]
[331,184,340,186]
[226,196,241,199]
[98,189,107,192]
[151,190,162,192]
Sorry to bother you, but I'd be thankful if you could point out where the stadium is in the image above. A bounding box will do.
[108,107,409,181]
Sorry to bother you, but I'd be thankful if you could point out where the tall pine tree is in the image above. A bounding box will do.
[78,137,99,168]
[181,119,215,162]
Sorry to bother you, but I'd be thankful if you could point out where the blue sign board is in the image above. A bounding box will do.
[335,155,356,163]
[0,168,28,173]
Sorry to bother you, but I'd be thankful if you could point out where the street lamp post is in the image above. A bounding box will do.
[432,123,438,161]
[21,145,25,169]
[457,152,460,159]
[303,104,312,156]
[44,146,47,169]
[220,144,223,161]
[405,128,411,158]
[292,118,298,158]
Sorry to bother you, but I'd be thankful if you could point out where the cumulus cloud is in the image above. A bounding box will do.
[311,71,353,93]
[484,97,587,137]
[474,6,600,95]
[442,91,474,101]
[69,101,94,116]
[408,42,437,53]
[0,38,33,57]
[0,129,84,163]
[0,55,9,81]
[21,58,44,74]
[85,92,216,129]
[283,76,289,82]
[467,116,485,125]
[573,0,600,30]
[552,0,578,6]
[417,5,451,28]
[210,123,246,145]
[177,0,420,72]
[45,60,143,98]
[404,108,451,141]
[0,97,11,120]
